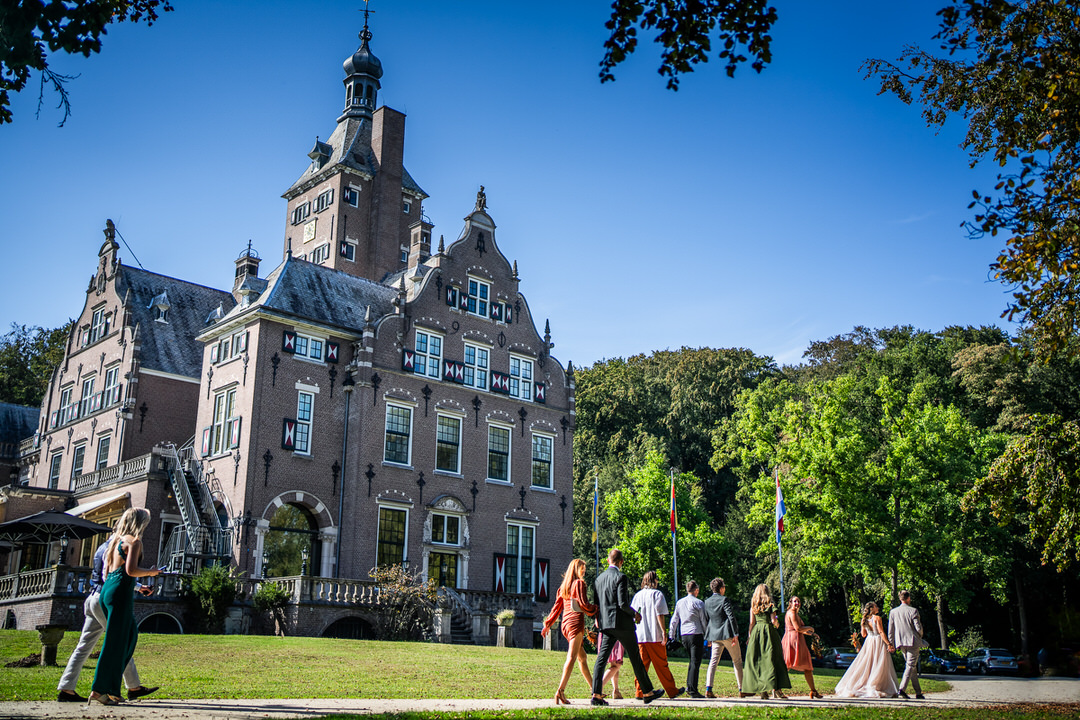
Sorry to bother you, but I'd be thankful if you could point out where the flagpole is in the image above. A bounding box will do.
[775,468,786,620]
[670,468,679,602]
[593,472,600,578]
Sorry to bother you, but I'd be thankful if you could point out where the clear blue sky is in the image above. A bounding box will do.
[0,1,1011,369]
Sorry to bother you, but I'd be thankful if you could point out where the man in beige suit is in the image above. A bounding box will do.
[888,590,928,699]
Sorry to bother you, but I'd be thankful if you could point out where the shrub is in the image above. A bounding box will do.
[369,564,437,641]
[253,582,291,636]
[495,608,515,625]
[950,626,986,658]
[185,563,239,633]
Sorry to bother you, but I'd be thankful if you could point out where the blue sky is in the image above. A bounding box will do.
[0,1,1011,369]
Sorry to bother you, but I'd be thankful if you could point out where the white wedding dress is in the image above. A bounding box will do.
[834,626,900,698]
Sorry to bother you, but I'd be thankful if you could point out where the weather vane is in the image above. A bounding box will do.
[360,0,375,43]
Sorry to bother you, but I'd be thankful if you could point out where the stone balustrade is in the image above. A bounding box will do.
[72,451,162,492]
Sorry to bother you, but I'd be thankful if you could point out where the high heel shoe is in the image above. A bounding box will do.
[811,691,824,699]
[772,690,788,699]
[555,690,569,704]
[86,692,118,707]
[612,689,624,700]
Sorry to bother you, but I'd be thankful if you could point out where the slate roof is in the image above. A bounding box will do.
[116,266,235,378]
[0,402,39,447]
[284,116,427,198]
[218,256,397,334]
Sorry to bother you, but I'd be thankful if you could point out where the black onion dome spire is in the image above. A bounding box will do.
[340,9,382,121]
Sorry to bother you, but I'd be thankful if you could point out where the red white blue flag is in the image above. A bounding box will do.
[775,474,787,545]
[670,473,677,534]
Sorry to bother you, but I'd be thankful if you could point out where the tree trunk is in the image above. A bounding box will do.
[1015,572,1029,657]
[936,594,948,650]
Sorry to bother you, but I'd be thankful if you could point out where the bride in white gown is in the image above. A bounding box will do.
[835,601,899,698]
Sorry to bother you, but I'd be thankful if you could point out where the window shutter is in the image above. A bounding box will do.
[93,392,103,412]
[493,553,509,593]
[534,382,546,404]
[536,558,550,602]
[445,286,458,307]
[281,418,297,450]
[326,341,340,363]
[238,331,249,353]
[210,344,219,363]
[230,417,242,449]
[490,302,503,322]
[282,331,297,353]
[459,290,470,311]
[491,371,510,394]
[201,427,212,457]
[402,349,416,372]
[443,360,464,384]
[505,304,513,324]
[49,411,58,429]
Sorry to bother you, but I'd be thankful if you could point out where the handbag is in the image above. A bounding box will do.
[666,623,681,654]
[571,597,583,613]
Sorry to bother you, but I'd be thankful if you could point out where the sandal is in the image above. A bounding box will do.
[86,693,118,707]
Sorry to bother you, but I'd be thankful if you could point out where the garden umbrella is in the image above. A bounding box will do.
[0,511,110,544]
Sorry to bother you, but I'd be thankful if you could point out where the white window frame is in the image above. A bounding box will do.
[48,451,63,489]
[315,188,334,213]
[210,387,237,456]
[430,512,462,547]
[435,413,462,474]
[70,442,87,480]
[340,239,356,261]
[79,375,96,418]
[414,330,442,379]
[505,522,536,595]
[462,342,489,390]
[58,385,76,425]
[376,503,410,568]
[486,423,512,484]
[103,366,121,406]
[466,277,489,318]
[294,391,314,455]
[509,355,534,402]
[344,186,360,207]
[89,307,109,343]
[291,202,311,225]
[531,433,554,490]
[402,198,412,214]
[95,434,111,470]
[291,332,325,363]
[383,403,413,466]
[312,243,331,264]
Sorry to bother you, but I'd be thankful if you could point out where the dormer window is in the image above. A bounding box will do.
[155,306,168,323]
[148,292,170,323]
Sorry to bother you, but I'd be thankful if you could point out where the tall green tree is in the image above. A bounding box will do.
[864,0,1080,357]
[0,322,71,406]
[603,451,729,597]
[0,0,173,125]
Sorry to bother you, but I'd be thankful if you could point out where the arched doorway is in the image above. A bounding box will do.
[139,613,183,634]
[323,616,374,640]
[263,504,321,577]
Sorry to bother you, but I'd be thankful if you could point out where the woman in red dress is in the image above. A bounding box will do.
[782,596,822,698]
[541,558,597,704]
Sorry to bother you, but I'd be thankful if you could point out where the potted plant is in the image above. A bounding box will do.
[495,608,516,627]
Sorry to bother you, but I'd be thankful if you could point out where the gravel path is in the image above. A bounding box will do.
[1,676,1076,719]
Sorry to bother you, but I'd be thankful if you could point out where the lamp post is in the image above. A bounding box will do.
[58,532,69,566]
[301,546,309,577]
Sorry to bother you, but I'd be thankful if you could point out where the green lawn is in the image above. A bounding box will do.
[2,629,946,701]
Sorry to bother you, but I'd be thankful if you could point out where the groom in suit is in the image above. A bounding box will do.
[888,590,928,699]
[591,549,665,705]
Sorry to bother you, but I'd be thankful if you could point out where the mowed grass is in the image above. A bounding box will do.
[1,629,950,701]
[321,709,1080,720]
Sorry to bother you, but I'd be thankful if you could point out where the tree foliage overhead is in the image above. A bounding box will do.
[863,0,1080,357]
[600,0,777,89]
[0,0,173,125]
[0,322,71,407]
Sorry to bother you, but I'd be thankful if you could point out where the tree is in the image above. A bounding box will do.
[969,413,1080,570]
[0,322,71,406]
[603,451,729,596]
[0,0,172,126]
[863,0,1080,357]
[600,0,777,89]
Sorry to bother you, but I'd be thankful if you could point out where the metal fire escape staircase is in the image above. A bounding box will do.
[159,439,232,573]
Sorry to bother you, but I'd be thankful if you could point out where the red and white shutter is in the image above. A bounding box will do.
[536,558,550,602]
[326,342,339,363]
[493,554,507,593]
[534,382,546,404]
[201,427,212,457]
[281,419,297,450]
[282,331,297,353]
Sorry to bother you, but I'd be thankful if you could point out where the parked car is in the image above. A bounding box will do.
[967,647,1018,675]
[813,646,840,669]
[835,645,859,669]
[920,647,967,674]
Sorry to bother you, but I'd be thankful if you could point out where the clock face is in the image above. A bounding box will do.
[303,219,317,242]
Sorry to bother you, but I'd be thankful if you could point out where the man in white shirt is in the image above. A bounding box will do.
[629,570,685,700]
[669,580,707,697]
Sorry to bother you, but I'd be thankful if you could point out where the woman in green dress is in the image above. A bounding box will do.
[89,508,161,706]
[742,583,791,699]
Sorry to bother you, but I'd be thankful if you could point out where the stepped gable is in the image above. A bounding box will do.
[116,266,235,377]
[243,256,397,332]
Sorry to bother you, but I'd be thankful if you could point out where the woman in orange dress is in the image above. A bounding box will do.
[541,558,597,704]
[781,596,822,698]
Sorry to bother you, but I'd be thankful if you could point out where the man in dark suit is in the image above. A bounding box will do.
[591,549,665,705]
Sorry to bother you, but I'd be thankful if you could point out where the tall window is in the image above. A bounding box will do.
[531,434,554,489]
[377,506,407,567]
[435,415,461,473]
[89,308,109,343]
[509,356,533,401]
[431,513,460,545]
[95,435,111,470]
[384,404,412,465]
[59,386,75,424]
[506,523,535,594]
[71,443,86,480]
[80,376,96,417]
[487,425,510,483]
[103,366,121,406]
[466,278,489,318]
[414,330,442,378]
[463,344,489,390]
[48,452,62,489]
[293,391,313,455]
[314,188,334,212]
[211,388,237,456]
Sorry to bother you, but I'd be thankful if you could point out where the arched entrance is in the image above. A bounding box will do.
[139,613,183,634]
[323,616,374,640]
[263,503,321,577]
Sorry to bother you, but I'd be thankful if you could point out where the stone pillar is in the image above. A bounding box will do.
[433,608,453,643]
[36,624,67,666]
[253,522,269,577]
[497,624,513,648]
[471,613,489,645]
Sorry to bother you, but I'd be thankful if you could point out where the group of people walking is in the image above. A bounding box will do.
[543,550,928,704]
[55,507,162,706]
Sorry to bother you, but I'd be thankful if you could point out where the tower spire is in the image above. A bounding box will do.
[340,1,383,121]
